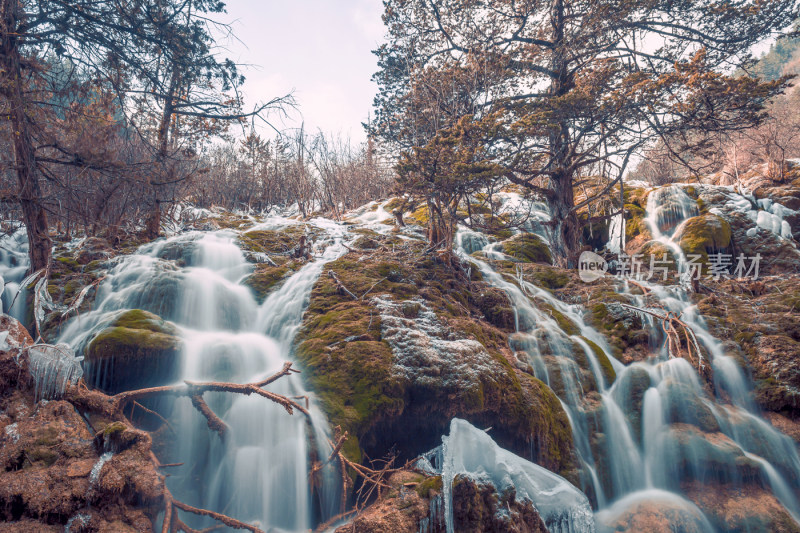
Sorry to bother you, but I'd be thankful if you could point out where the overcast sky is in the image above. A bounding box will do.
[214,0,386,143]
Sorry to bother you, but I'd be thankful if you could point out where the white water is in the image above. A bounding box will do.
[0,227,30,323]
[454,183,800,529]
[59,218,348,531]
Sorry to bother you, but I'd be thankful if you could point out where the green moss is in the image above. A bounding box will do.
[352,235,381,250]
[244,265,291,302]
[408,205,429,225]
[501,233,552,264]
[677,214,732,266]
[102,421,127,437]
[580,337,616,385]
[86,309,182,393]
[26,447,58,466]
[416,475,443,497]
[56,256,81,270]
[530,268,570,290]
[541,304,580,336]
[238,226,311,257]
[33,425,60,446]
[384,197,407,212]
[295,252,575,474]
[624,204,650,241]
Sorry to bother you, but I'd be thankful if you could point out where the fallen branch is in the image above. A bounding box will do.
[619,303,709,380]
[328,270,357,300]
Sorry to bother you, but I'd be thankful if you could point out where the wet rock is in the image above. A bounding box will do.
[75,237,113,265]
[152,237,199,266]
[499,233,552,264]
[726,211,800,276]
[596,490,714,533]
[334,471,430,533]
[0,322,166,531]
[450,474,548,533]
[85,309,182,394]
[470,285,515,330]
[674,213,732,265]
[683,481,800,533]
[295,249,575,477]
[243,263,293,302]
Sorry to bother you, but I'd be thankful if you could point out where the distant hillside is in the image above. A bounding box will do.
[753,37,800,81]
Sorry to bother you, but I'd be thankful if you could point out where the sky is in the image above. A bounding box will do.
[213,1,386,143]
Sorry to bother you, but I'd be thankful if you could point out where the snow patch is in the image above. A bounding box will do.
[373,296,497,389]
[4,422,19,443]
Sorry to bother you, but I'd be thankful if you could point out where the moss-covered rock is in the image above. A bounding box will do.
[624,204,650,242]
[674,213,732,267]
[469,285,515,330]
[500,233,552,264]
[85,309,182,394]
[294,246,576,477]
[237,226,314,262]
[243,264,292,302]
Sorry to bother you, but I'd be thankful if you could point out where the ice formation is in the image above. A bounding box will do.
[423,418,596,533]
[27,343,83,401]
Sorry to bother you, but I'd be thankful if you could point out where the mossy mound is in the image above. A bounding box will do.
[243,264,293,302]
[295,243,575,477]
[675,214,732,266]
[624,204,650,241]
[237,226,314,262]
[469,285,515,330]
[588,299,650,362]
[85,309,183,394]
[500,233,552,264]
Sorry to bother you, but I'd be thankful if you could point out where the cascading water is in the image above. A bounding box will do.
[455,183,800,530]
[59,218,347,532]
[0,227,30,322]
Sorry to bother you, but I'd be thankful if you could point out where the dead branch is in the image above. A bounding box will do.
[328,270,358,300]
[171,497,264,532]
[191,394,228,438]
[620,303,710,380]
[104,362,308,435]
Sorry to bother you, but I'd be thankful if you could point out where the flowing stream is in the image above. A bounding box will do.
[0,227,30,322]
[59,218,347,532]
[456,184,800,529]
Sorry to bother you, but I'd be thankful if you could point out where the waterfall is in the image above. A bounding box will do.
[60,219,347,531]
[455,181,800,528]
[0,226,30,323]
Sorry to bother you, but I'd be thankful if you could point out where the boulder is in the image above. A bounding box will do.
[500,233,552,264]
[450,474,548,533]
[85,309,182,393]
[674,213,732,265]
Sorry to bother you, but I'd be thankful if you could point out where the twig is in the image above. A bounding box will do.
[328,270,357,300]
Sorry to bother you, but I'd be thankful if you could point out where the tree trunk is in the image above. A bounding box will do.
[145,70,179,240]
[550,170,581,267]
[0,0,52,272]
[546,0,580,267]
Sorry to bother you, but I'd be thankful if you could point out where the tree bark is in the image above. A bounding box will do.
[145,69,179,240]
[546,0,580,267]
[0,0,52,272]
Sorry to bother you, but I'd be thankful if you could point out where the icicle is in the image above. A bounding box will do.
[27,343,83,401]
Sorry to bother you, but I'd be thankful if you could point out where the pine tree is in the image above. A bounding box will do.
[372,0,798,265]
